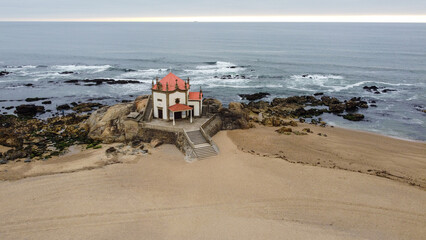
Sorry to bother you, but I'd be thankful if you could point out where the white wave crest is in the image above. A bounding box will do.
[53,65,111,73]
[118,68,168,79]
[185,61,244,75]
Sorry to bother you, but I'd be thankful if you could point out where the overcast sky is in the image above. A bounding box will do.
[1,0,425,21]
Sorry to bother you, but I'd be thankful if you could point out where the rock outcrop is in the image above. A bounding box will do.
[85,103,139,143]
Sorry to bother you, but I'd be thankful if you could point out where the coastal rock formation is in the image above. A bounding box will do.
[343,113,365,121]
[203,98,222,115]
[15,104,45,117]
[0,114,90,162]
[85,103,138,143]
[219,102,251,130]
[239,92,270,101]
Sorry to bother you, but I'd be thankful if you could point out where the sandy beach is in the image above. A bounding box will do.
[0,124,425,239]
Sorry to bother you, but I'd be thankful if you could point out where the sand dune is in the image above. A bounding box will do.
[0,129,425,239]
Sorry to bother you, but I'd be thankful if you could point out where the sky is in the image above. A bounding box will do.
[1,0,425,22]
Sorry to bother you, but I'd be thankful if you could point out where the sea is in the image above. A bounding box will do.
[0,22,425,141]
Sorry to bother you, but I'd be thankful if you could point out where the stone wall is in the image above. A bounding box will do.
[202,115,223,137]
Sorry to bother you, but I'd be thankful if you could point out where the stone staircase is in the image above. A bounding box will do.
[186,130,218,160]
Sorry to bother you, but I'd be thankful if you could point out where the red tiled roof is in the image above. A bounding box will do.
[189,92,203,101]
[168,104,193,112]
[153,72,189,91]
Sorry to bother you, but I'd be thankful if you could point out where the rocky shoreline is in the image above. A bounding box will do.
[0,91,376,165]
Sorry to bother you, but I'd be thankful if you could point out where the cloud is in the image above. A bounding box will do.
[1,0,425,20]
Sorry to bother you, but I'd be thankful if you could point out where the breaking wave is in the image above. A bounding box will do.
[52,65,111,73]
[118,68,168,79]
[184,61,244,75]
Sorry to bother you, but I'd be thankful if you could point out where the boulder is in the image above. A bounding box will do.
[343,113,364,121]
[329,103,345,113]
[239,92,270,101]
[42,100,52,105]
[56,104,71,110]
[25,97,49,102]
[72,102,103,113]
[0,71,10,77]
[15,104,45,117]
[203,98,222,114]
[85,103,135,143]
[321,96,340,106]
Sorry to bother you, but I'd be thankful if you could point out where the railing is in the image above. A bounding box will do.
[183,129,196,149]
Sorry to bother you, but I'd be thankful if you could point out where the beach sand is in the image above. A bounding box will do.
[0,126,425,239]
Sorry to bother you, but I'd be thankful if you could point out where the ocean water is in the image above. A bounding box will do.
[0,22,425,141]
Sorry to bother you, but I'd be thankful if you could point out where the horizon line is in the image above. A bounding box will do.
[1,15,426,23]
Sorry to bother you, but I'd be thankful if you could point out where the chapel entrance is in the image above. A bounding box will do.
[174,111,182,119]
[158,109,163,119]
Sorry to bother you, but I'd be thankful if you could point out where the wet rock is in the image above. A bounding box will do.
[15,104,45,117]
[72,102,103,113]
[363,86,379,92]
[239,92,270,101]
[24,83,34,87]
[42,100,52,105]
[382,89,396,93]
[56,104,71,110]
[343,113,364,121]
[5,106,14,110]
[313,92,324,96]
[321,96,340,106]
[0,71,10,77]
[59,71,74,74]
[329,103,345,113]
[25,97,49,102]
[65,79,142,85]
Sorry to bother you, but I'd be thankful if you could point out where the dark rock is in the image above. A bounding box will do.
[15,104,45,117]
[24,83,34,87]
[59,71,74,74]
[239,92,270,101]
[363,86,379,92]
[5,106,14,110]
[25,97,49,102]
[370,104,377,107]
[0,71,10,76]
[382,89,397,93]
[72,102,103,113]
[343,113,365,121]
[65,79,141,85]
[64,79,79,83]
[313,92,324,96]
[321,96,341,106]
[42,100,52,104]
[329,103,346,113]
[56,104,71,110]
[0,159,7,164]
